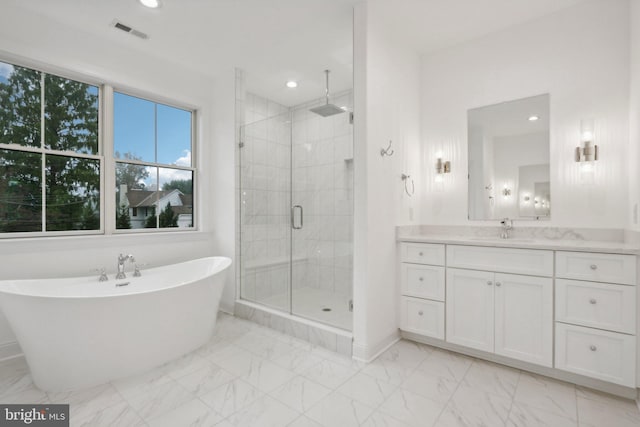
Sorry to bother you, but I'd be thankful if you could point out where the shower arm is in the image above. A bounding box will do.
[323,70,330,105]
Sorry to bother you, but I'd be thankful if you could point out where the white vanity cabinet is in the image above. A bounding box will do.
[554,251,637,387]
[398,238,639,393]
[399,243,445,339]
[446,246,553,367]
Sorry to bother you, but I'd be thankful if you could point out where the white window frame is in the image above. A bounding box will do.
[0,55,198,238]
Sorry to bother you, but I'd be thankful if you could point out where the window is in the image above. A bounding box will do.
[114,92,194,230]
[0,58,197,236]
[0,61,100,233]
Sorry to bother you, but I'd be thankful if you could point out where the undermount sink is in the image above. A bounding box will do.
[469,237,536,243]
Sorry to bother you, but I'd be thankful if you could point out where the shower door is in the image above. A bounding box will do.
[290,95,354,331]
[239,94,353,331]
[239,113,292,312]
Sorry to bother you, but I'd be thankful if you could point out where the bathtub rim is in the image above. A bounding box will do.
[0,256,232,299]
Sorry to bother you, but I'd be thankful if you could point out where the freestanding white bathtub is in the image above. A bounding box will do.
[0,256,231,392]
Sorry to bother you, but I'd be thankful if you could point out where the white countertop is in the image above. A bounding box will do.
[397,234,640,255]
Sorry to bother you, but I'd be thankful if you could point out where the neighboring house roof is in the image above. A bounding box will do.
[125,189,193,209]
[171,205,193,215]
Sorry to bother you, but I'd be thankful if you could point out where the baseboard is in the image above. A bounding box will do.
[0,341,22,362]
[352,330,400,363]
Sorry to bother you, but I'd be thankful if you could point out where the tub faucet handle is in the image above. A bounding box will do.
[94,268,108,282]
[133,263,146,277]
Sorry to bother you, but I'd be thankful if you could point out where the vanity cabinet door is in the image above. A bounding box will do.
[494,273,553,367]
[446,268,494,352]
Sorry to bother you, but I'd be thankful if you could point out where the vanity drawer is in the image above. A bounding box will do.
[400,296,445,339]
[400,263,445,301]
[446,245,553,277]
[555,252,636,285]
[556,279,636,334]
[555,323,636,387]
[400,243,445,265]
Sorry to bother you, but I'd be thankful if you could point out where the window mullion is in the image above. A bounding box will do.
[40,72,46,232]
[103,85,116,234]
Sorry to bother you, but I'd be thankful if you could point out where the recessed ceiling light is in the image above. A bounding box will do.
[528,115,539,121]
[139,0,161,9]
[286,81,298,89]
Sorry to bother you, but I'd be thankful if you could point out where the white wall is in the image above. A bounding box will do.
[352,1,422,360]
[0,4,237,350]
[630,0,640,231]
[420,0,630,228]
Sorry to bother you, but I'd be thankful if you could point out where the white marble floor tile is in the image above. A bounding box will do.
[146,397,223,427]
[309,346,363,369]
[378,388,445,427]
[233,330,300,361]
[269,375,332,412]
[111,366,174,400]
[508,401,577,427]
[577,392,640,427]
[214,347,269,377]
[513,372,577,420]
[337,371,397,407]
[125,379,195,420]
[206,344,253,365]
[361,411,412,427]
[305,391,375,427]
[400,369,458,405]
[576,386,640,411]
[272,348,325,374]
[47,383,125,420]
[287,415,323,427]
[70,401,145,427]
[194,338,235,359]
[360,358,415,386]
[461,359,520,399]
[162,353,212,380]
[417,349,473,382]
[225,395,300,427]
[377,340,432,369]
[302,359,359,389]
[436,385,511,427]
[0,377,48,404]
[199,378,263,418]
[175,362,236,397]
[239,358,296,393]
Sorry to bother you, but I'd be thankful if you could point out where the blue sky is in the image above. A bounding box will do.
[114,92,191,167]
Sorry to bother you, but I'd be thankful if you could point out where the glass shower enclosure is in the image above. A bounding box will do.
[239,92,353,331]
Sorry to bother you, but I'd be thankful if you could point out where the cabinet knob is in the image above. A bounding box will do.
[418,310,424,316]
[589,345,597,352]
[419,277,424,282]
[487,281,493,286]
[495,282,502,287]
[590,264,598,270]
[589,298,597,305]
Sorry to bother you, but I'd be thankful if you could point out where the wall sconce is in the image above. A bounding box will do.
[435,158,451,182]
[523,195,531,203]
[575,119,598,164]
[502,186,511,197]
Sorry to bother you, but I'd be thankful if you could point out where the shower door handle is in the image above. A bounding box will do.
[291,205,303,229]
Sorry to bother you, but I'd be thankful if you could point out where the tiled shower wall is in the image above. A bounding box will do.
[239,91,354,308]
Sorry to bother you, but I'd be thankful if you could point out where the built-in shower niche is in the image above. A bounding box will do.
[239,91,354,334]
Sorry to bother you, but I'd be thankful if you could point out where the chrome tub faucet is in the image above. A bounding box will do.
[116,253,135,279]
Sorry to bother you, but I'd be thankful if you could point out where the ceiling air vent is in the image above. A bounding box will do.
[111,20,149,40]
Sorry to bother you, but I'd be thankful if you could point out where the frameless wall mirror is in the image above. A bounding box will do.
[468,94,550,220]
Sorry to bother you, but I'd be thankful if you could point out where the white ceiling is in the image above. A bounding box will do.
[8,0,589,106]
[468,94,550,138]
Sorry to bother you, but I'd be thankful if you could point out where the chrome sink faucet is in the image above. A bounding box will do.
[116,253,135,279]
[500,218,513,239]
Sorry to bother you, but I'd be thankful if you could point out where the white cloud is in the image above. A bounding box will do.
[0,62,14,79]
[174,150,191,167]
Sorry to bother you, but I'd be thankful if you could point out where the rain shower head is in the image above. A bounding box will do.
[309,70,345,117]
